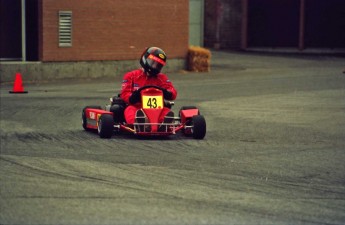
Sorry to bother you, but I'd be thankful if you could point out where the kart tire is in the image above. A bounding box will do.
[191,115,206,139]
[98,114,114,139]
[82,106,102,131]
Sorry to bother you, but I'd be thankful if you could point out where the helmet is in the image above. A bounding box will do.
[140,47,167,76]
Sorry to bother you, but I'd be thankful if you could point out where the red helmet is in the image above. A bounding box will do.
[140,47,167,76]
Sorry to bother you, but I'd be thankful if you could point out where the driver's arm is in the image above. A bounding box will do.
[160,74,177,100]
[120,71,135,104]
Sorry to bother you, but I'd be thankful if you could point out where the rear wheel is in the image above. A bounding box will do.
[191,115,206,139]
[82,106,102,131]
[98,114,114,138]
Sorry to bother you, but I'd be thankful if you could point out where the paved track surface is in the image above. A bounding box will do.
[1,51,345,225]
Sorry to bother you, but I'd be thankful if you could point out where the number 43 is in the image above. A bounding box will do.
[147,98,157,108]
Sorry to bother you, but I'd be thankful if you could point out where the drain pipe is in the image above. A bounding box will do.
[21,0,26,62]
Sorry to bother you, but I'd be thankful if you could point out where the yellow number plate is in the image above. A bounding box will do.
[142,96,163,109]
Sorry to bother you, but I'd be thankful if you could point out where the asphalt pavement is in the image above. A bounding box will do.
[1,51,345,225]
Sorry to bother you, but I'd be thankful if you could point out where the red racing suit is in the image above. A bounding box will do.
[120,68,177,124]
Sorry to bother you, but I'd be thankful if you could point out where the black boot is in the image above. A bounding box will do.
[158,111,174,132]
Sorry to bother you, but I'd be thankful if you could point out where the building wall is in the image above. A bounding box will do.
[204,0,242,49]
[189,0,204,46]
[40,0,189,62]
[0,0,22,60]
[247,0,300,47]
[204,0,345,52]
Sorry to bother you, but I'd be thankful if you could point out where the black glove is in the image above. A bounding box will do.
[129,90,141,104]
[163,89,173,100]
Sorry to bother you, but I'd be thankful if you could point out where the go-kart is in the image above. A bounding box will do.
[82,85,206,139]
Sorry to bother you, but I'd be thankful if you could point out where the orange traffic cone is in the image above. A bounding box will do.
[9,73,28,94]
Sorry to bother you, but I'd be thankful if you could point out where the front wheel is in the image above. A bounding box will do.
[98,114,114,138]
[191,115,206,139]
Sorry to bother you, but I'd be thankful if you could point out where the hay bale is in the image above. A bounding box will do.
[188,46,211,72]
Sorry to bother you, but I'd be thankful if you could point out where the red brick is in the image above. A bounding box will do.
[40,0,188,62]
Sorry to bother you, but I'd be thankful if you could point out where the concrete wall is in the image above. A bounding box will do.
[189,0,204,47]
[0,58,185,83]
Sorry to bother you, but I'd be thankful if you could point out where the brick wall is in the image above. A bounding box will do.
[41,0,189,62]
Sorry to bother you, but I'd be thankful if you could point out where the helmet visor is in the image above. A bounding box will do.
[147,54,166,71]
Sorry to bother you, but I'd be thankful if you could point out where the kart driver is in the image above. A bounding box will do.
[120,47,177,129]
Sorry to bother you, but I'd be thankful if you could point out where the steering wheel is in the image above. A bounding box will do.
[136,85,165,93]
[131,85,173,106]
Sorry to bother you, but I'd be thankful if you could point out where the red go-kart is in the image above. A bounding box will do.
[82,85,206,139]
